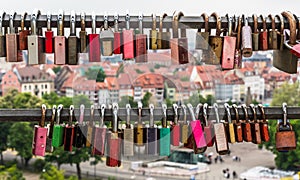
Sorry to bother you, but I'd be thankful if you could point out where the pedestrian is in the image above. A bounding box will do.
[220,157,224,163]
[214,157,218,164]
[233,171,237,179]
[232,156,237,161]
[223,169,226,174]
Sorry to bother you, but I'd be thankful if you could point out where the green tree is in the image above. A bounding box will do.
[165,98,173,107]
[85,67,106,82]
[0,164,25,180]
[0,122,12,164]
[142,92,152,107]
[42,92,59,106]
[205,95,216,106]
[73,95,92,107]
[13,92,43,108]
[262,82,300,170]
[8,122,33,166]
[52,66,62,74]
[40,163,65,180]
[119,96,138,108]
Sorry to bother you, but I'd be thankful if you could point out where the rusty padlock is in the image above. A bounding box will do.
[232,104,243,143]
[18,12,30,51]
[6,11,18,62]
[258,104,270,142]
[268,14,278,50]
[259,15,268,50]
[171,104,180,146]
[195,13,209,50]
[208,12,223,65]
[249,104,261,144]
[252,14,259,51]
[221,15,236,70]
[241,104,252,142]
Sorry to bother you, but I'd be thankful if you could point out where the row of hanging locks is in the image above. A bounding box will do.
[32,102,296,167]
[1,10,300,73]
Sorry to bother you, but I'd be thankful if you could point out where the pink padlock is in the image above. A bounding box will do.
[187,103,207,154]
[32,104,48,156]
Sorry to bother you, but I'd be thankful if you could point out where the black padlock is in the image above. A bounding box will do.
[64,105,75,152]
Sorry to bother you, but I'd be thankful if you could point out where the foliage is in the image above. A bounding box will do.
[40,163,65,180]
[52,66,62,74]
[184,93,213,106]
[32,159,46,172]
[180,76,190,82]
[135,69,144,74]
[8,122,33,166]
[13,92,43,108]
[262,82,300,170]
[119,96,138,108]
[72,95,92,107]
[150,68,155,73]
[205,95,216,106]
[0,122,12,164]
[142,92,152,107]
[44,146,70,170]
[42,92,91,108]
[85,67,106,82]
[165,98,174,107]
[0,164,25,180]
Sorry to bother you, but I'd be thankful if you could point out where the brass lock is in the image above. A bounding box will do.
[232,104,243,143]
[208,12,223,65]
[252,14,259,51]
[123,104,134,156]
[195,13,209,50]
[224,103,236,144]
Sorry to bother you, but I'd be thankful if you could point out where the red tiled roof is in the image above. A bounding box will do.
[133,73,164,89]
[105,77,119,90]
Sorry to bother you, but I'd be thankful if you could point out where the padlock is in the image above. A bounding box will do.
[6,12,18,62]
[222,15,236,70]
[232,104,243,143]
[79,13,88,54]
[88,12,101,62]
[122,12,134,60]
[146,104,158,155]
[213,103,229,155]
[207,12,223,65]
[289,17,300,58]
[171,104,180,146]
[100,14,114,56]
[195,13,209,50]
[113,14,122,55]
[73,104,87,148]
[181,104,189,145]
[52,104,64,147]
[241,16,252,57]
[123,104,134,156]
[249,104,261,144]
[275,14,284,51]
[46,105,56,153]
[187,103,207,154]
[32,104,48,156]
[276,103,296,151]
[273,12,298,74]
[45,12,53,53]
[241,104,252,142]
[18,12,30,51]
[64,105,75,152]
[86,105,95,148]
[149,14,158,50]
[106,103,122,167]
[259,15,268,50]
[157,13,170,49]
[170,11,189,64]
[258,104,270,142]
[202,103,215,147]
[224,103,236,143]
[54,11,66,65]
[252,14,259,51]
[233,16,242,69]
[92,104,107,156]
[159,104,170,156]
[268,14,278,50]
[0,12,6,57]
[135,14,148,63]
[134,102,144,146]
[67,11,78,65]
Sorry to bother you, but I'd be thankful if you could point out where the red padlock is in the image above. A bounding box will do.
[113,14,122,55]
[221,15,236,70]
[88,12,101,62]
[171,104,180,146]
[32,104,48,156]
[92,104,107,156]
[135,14,147,63]
[45,12,53,53]
[122,12,134,60]
[64,105,75,152]
[202,103,215,147]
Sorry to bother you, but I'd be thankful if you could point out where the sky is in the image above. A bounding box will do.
[2,0,300,16]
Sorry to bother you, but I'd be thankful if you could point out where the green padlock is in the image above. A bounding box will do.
[159,104,170,156]
[52,104,64,147]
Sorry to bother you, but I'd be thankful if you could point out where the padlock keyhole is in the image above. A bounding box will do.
[40,135,43,138]
[59,43,62,46]
[31,43,34,45]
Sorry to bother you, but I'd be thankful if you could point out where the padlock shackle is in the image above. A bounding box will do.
[149,104,154,127]
[56,104,63,125]
[213,103,220,124]
[152,14,156,30]
[69,105,74,126]
[104,12,108,30]
[126,104,131,127]
[177,11,186,38]
[236,16,242,49]
[232,104,239,123]
[282,11,296,45]
[125,11,130,30]
[268,14,275,31]
[89,105,94,126]
[138,13,143,34]
[249,104,257,123]
[257,104,266,123]
[242,15,248,27]
[114,13,119,32]
[162,103,167,128]
[79,104,85,124]
[172,11,179,38]
[203,103,209,126]
[40,104,47,127]
[80,12,85,31]
[227,15,233,36]
[211,12,221,36]
[9,11,16,34]
[57,10,64,36]
[70,11,76,36]
[21,12,27,31]
[172,104,178,125]
[100,104,106,127]
[201,13,209,33]
[46,12,51,31]
[91,12,96,34]
[112,103,119,133]
[51,105,56,124]
[181,104,187,124]
[252,14,258,33]
[187,103,197,122]
[275,14,284,34]
[282,102,287,126]
[159,13,167,33]
[224,103,232,123]
[241,104,249,122]
[259,15,266,31]
[195,103,202,120]
[138,101,142,124]
[0,11,5,35]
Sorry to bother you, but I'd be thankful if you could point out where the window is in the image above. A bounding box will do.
[29,85,31,90]
[45,84,48,89]
[41,85,43,89]
[24,85,27,91]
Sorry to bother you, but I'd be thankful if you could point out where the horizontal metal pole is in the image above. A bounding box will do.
[0,107,294,123]
[1,14,296,30]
